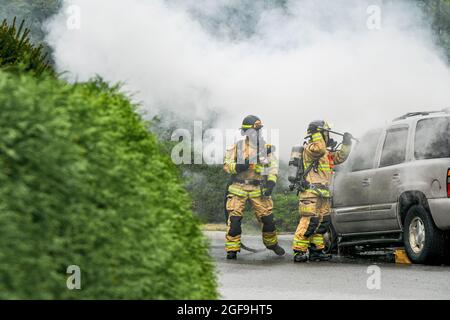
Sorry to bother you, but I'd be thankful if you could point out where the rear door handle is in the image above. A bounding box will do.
[362,178,371,187]
[392,174,401,183]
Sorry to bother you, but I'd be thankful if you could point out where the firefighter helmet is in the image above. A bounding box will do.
[241,115,263,131]
[307,120,331,141]
[307,120,331,133]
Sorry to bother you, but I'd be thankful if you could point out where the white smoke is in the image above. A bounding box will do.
[45,0,450,159]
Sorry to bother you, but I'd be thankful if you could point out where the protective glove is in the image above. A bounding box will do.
[263,180,276,197]
[327,138,338,149]
[342,132,353,146]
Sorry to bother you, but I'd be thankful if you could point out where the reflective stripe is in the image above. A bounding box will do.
[304,161,313,168]
[241,124,253,129]
[255,163,278,175]
[300,206,315,214]
[305,188,330,197]
[225,241,240,247]
[263,232,278,246]
[248,189,262,198]
[267,174,277,183]
[311,235,325,249]
[228,186,262,198]
[229,163,237,174]
[311,236,324,245]
[311,133,323,142]
[318,163,332,172]
[292,239,310,249]
[293,239,310,245]
[303,162,331,173]
[225,241,241,251]
[228,186,248,197]
[254,164,264,173]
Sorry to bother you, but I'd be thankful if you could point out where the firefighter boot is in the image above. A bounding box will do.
[293,251,308,263]
[309,247,331,261]
[267,244,285,256]
[227,251,237,260]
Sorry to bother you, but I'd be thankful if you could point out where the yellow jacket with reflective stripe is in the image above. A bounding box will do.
[301,132,351,198]
[224,140,278,197]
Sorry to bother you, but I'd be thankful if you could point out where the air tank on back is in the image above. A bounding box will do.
[288,145,304,190]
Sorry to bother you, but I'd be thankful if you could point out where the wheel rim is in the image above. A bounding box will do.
[409,217,425,254]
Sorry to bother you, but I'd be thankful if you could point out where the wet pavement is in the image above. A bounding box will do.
[205,231,450,300]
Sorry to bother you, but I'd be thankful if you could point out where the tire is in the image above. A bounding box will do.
[443,231,450,265]
[323,224,338,254]
[403,205,446,265]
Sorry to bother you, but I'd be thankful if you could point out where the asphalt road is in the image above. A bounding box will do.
[206,231,450,300]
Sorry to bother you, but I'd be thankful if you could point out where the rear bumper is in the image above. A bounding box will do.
[429,198,450,230]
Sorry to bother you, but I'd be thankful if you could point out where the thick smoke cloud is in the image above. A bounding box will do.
[45,0,450,159]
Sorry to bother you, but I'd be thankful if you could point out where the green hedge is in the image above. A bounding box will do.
[0,71,217,299]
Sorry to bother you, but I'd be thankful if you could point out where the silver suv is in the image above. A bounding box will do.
[331,109,450,264]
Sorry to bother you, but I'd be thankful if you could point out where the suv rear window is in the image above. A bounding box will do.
[414,117,450,159]
[379,127,409,167]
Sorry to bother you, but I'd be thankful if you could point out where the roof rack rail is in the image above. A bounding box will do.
[393,110,444,121]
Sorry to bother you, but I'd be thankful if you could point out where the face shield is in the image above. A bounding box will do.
[239,124,268,164]
[322,121,332,143]
[242,128,267,150]
[241,120,263,142]
[322,130,330,143]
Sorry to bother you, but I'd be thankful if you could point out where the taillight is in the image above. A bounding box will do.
[447,169,450,198]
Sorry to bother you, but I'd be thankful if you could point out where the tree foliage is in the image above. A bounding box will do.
[0,17,53,75]
[183,164,230,223]
[0,0,61,45]
[418,0,450,62]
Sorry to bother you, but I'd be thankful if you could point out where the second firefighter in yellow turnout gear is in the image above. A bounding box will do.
[223,115,285,259]
[291,120,352,262]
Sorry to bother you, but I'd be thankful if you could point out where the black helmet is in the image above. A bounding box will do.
[241,115,263,131]
[307,120,331,134]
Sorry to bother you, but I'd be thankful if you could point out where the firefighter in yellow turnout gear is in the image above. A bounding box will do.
[292,120,352,262]
[223,115,285,260]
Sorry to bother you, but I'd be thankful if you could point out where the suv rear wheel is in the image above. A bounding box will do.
[323,224,337,254]
[403,205,446,264]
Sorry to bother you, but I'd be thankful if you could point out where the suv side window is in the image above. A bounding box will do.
[414,117,450,159]
[379,127,409,167]
[350,129,382,172]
